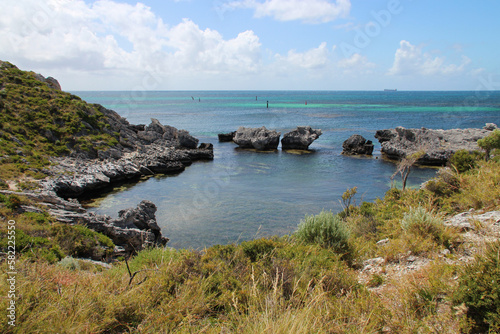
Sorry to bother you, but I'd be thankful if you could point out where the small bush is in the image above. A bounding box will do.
[295,211,351,255]
[477,129,500,160]
[454,241,500,332]
[58,256,81,270]
[401,207,444,239]
[51,224,114,260]
[448,149,481,173]
[241,238,278,262]
[5,194,21,210]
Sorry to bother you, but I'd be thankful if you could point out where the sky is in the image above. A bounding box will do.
[0,0,499,91]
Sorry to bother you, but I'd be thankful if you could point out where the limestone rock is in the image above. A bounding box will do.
[281,126,322,150]
[178,130,199,149]
[342,134,374,155]
[374,124,496,165]
[33,72,61,90]
[233,126,281,150]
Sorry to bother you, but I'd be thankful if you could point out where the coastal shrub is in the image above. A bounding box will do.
[241,238,279,262]
[400,206,445,242]
[51,224,114,259]
[443,160,500,211]
[339,186,358,218]
[423,168,460,197]
[454,240,500,332]
[58,256,81,270]
[477,129,500,161]
[0,228,49,253]
[448,149,481,173]
[295,211,351,255]
[4,194,22,210]
[21,211,54,225]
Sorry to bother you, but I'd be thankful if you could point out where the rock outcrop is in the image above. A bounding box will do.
[218,132,236,142]
[33,72,62,91]
[1,190,166,254]
[281,126,322,150]
[41,115,214,198]
[233,126,281,151]
[374,124,497,165]
[342,134,374,155]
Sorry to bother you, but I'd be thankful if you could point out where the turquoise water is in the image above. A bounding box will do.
[74,91,500,249]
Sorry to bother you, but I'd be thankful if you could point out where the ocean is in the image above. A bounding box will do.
[73,90,500,249]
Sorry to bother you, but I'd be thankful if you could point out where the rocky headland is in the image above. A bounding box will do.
[0,61,213,254]
[374,123,498,165]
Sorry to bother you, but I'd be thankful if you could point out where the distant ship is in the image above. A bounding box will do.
[384,89,397,91]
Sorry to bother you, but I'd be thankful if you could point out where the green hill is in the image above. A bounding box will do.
[0,61,120,182]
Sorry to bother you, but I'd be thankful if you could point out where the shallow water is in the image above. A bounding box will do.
[74,90,500,249]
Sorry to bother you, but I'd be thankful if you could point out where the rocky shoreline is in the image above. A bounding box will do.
[340,123,497,165]
[374,124,497,165]
[34,117,214,254]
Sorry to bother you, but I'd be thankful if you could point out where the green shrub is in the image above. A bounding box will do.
[58,256,81,270]
[0,228,49,252]
[477,129,500,161]
[51,224,114,259]
[448,149,481,173]
[454,241,500,332]
[241,238,278,262]
[295,211,351,255]
[400,206,445,242]
[22,211,54,224]
[5,194,22,210]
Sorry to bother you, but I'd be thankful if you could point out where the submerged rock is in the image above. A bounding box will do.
[374,124,497,165]
[342,134,374,155]
[281,126,322,150]
[233,126,281,150]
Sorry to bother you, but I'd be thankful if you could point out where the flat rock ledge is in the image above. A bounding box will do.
[342,134,374,155]
[43,144,213,199]
[374,123,497,165]
[281,126,322,150]
[233,126,281,151]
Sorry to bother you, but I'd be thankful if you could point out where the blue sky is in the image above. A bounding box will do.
[1,0,499,90]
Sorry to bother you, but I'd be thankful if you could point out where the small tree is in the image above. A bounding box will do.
[391,150,425,191]
[477,129,500,161]
[339,186,357,217]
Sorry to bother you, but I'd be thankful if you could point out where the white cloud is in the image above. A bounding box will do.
[275,42,330,69]
[388,40,471,76]
[0,0,262,87]
[225,0,350,23]
[337,53,375,74]
[165,19,261,73]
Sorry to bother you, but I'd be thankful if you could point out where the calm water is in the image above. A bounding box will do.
[74,91,500,249]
